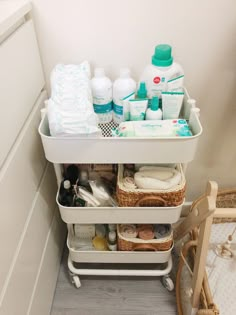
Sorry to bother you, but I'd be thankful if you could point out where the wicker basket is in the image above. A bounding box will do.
[214,188,236,223]
[116,164,186,207]
[117,225,173,251]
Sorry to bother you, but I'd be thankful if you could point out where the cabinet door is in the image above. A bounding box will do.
[0,19,45,167]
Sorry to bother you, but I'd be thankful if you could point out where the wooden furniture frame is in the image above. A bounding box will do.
[175,181,236,315]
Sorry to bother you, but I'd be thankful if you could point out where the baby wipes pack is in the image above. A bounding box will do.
[113,119,192,137]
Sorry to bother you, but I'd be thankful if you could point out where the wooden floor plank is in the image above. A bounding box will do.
[51,250,177,315]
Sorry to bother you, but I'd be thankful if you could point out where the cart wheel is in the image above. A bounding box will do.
[161,276,174,292]
[72,275,81,289]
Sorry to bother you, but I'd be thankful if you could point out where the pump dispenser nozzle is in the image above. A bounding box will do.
[137,82,147,99]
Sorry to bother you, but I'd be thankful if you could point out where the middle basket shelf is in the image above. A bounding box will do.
[56,163,186,224]
[57,193,184,224]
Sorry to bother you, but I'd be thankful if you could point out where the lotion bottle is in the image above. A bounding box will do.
[113,68,136,123]
[145,96,162,120]
[91,68,112,124]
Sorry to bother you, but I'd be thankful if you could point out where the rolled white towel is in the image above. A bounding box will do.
[134,167,181,190]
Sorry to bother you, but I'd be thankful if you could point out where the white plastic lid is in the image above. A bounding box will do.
[109,231,117,242]
[120,68,130,78]
[64,180,71,189]
[94,67,105,77]
[187,98,196,108]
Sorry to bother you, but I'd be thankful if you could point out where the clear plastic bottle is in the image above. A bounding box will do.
[91,68,112,124]
[140,44,184,98]
[108,231,117,251]
[113,68,136,124]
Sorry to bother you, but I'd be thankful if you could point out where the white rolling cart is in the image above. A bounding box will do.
[39,91,202,291]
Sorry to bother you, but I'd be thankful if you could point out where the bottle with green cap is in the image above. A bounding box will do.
[140,44,184,99]
[145,96,162,120]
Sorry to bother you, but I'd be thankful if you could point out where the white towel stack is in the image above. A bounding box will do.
[134,166,181,190]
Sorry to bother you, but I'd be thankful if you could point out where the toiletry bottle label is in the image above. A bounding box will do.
[93,102,112,114]
[113,103,123,115]
[150,76,166,97]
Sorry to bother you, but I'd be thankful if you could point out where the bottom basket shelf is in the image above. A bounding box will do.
[67,238,173,264]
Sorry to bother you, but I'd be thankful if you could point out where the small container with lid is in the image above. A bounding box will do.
[108,231,117,251]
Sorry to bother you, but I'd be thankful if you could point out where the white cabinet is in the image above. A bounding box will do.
[0,3,65,315]
[0,19,44,168]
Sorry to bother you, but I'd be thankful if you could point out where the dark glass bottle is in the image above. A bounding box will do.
[59,180,73,206]
[65,164,79,185]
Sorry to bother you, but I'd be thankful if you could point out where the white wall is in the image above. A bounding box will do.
[31,0,236,200]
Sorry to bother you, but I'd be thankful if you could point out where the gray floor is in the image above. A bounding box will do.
[50,249,177,315]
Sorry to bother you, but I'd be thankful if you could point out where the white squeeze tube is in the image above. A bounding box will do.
[129,99,148,121]
[162,91,184,119]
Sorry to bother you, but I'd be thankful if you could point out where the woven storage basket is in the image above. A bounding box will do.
[214,188,236,223]
[116,164,186,207]
[117,225,173,251]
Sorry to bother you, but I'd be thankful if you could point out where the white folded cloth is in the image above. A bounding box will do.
[134,166,181,190]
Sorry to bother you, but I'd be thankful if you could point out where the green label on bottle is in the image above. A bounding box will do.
[93,102,112,114]
[113,103,123,115]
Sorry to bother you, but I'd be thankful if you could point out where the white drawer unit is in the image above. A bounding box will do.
[0,19,45,168]
[0,3,65,314]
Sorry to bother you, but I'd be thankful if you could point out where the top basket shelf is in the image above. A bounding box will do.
[38,93,202,164]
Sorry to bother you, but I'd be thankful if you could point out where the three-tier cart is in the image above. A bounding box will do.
[39,90,202,290]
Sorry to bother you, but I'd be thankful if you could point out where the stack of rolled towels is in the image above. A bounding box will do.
[123,165,181,190]
[119,224,171,240]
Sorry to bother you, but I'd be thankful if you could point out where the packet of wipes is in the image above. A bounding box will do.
[112,119,192,137]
